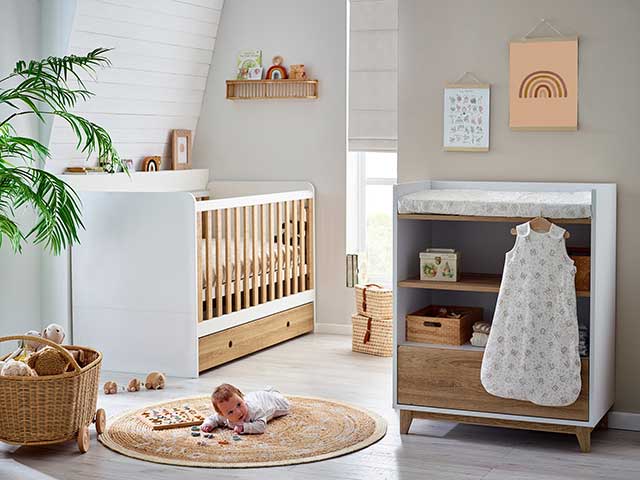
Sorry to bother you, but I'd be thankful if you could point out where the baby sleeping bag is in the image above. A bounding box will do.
[480,222,581,406]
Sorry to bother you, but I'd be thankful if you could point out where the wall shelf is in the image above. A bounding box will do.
[226,79,319,100]
[398,273,590,297]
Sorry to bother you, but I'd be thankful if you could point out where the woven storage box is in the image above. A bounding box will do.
[352,314,393,357]
[406,305,482,345]
[568,247,590,292]
[355,284,392,320]
[0,335,102,448]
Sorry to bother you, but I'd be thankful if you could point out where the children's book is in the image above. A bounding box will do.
[237,50,262,80]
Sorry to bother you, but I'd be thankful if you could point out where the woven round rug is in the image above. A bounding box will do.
[98,395,387,468]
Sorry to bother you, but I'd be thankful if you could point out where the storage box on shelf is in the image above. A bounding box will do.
[419,248,461,282]
[393,180,616,453]
[406,305,482,345]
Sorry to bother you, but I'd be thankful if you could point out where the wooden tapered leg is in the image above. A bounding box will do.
[576,427,592,453]
[400,410,413,434]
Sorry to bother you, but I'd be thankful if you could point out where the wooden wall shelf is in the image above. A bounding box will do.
[226,79,319,100]
[399,273,590,297]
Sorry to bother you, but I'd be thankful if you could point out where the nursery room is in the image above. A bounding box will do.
[1,0,640,478]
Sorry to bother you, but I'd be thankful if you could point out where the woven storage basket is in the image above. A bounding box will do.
[355,284,392,320]
[0,335,102,448]
[352,314,393,357]
[406,305,483,346]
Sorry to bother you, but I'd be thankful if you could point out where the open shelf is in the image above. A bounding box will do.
[226,79,319,100]
[399,272,590,297]
[397,213,591,224]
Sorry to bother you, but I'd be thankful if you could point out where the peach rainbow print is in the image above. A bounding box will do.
[518,70,568,99]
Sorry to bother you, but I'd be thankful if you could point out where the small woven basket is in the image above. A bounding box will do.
[0,335,102,447]
[352,314,393,357]
[355,284,392,320]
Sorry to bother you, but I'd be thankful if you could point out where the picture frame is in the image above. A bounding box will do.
[443,83,491,152]
[171,129,192,170]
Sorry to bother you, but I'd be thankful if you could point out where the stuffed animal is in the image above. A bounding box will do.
[145,371,166,390]
[27,346,70,376]
[103,381,118,394]
[7,330,42,362]
[1,359,37,377]
[41,323,66,347]
[127,378,142,392]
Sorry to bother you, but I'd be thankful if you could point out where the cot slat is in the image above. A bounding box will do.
[225,209,232,314]
[261,204,268,303]
[204,211,213,319]
[300,200,307,291]
[277,202,283,299]
[252,205,259,306]
[308,199,314,289]
[285,201,291,297]
[268,203,275,301]
[234,208,241,311]
[214,210,223,317]
[292,200,299,294]
[244,206,250,308]
[197,212,203,322]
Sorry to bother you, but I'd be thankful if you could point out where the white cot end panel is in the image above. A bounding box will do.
[72,191,198,378]
[206,180,315,199]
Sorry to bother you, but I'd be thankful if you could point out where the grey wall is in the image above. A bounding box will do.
[193,0,351,328]
[399,0,640,412]
[0,0,43,350]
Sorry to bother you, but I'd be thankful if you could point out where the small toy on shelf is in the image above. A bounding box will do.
[289,64,307,80]
[0,359,37,377]
[265,55,287,80]
[127,378,142,392]
[103,381,118,394]
[142,156,161,172]
[27,346,70,376]
[145,371,166,390]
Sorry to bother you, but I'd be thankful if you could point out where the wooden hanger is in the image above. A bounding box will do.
[511,216,570,239]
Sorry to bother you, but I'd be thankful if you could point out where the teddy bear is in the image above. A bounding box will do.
[27,346,70,376]
[127,378,142,392]
[103,381,118,394]
[1,359,37,377]
[145,371,166,390]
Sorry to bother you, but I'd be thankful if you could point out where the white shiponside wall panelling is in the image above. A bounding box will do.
[47,0,224,172]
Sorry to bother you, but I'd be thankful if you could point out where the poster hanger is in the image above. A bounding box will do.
[522,18,568,40]
[452,71,485,85]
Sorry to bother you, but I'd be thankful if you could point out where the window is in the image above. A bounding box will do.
[346,151,397,286]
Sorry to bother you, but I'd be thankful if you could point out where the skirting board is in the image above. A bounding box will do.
[609,411,640,431]
[315,323,351,335]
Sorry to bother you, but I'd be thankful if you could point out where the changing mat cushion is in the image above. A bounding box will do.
[398,189,591,218]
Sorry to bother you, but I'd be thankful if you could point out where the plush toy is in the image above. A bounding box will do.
[7,330,42,362]
[27,346,70,376]
[145,371,166,390]
[103,381,118,394]
[41,323,66,347]
[127,378,142,392]
[1,359,37,377]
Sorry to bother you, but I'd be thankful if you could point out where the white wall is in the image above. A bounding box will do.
[47,0,224,172]
[193,0,352,329]
[0,0,43,352]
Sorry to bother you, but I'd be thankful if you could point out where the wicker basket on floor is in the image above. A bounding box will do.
[355,284,393,320]
[0,335,105,453]
[352,314,393,357]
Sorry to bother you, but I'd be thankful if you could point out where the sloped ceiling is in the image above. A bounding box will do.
[47,0,224,172]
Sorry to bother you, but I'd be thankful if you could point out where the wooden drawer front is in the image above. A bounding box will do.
[397,345,589,421]
[199,303,314,372]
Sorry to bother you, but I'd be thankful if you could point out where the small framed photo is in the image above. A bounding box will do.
[171,129,192,170]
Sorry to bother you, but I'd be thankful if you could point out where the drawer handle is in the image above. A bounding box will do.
[228,340,233,348]
[286,321,290,328]
[423,321,442,328]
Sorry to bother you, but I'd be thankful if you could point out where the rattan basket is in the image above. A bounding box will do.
[0,335,106,453]
[352,314,393,357]
[355,284,393,320]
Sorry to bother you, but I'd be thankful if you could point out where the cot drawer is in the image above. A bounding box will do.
[199,303,314,372]
[397,345,589,421]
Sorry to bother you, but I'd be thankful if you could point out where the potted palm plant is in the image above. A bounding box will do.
[0,48,123,255]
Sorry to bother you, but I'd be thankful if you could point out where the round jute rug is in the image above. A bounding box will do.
[98,395,387,468]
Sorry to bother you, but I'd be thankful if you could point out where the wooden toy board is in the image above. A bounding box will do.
[139,405,206,430]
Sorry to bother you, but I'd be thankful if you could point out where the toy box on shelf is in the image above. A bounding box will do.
[406,305,483,345]
[419,248,461,282]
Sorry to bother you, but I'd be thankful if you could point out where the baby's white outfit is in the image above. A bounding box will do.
[203,388,290,434]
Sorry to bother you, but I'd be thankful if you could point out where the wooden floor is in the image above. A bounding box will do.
[2,333,640,480]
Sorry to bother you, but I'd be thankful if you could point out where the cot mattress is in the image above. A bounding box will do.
[398,189,592,219]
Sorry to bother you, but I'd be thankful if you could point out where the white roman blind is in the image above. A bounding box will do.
[349,0,398,152]
[47,0,224,172]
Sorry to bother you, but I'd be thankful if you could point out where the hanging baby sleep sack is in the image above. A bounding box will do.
[480,222,581,407]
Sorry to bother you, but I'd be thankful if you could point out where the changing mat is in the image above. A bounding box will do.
[398,189,591,218]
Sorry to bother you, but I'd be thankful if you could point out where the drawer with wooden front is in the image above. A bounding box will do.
[397,345,589,421]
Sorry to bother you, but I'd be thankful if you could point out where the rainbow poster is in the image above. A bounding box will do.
[509,37,578,130]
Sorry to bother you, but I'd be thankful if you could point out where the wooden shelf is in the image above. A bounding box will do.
[226,79,318,100]
[399,272,590,297]
[397,213,591,224]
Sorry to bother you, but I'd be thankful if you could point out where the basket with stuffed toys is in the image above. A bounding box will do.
[0,324,105,453]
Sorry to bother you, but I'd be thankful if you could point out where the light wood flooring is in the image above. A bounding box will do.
[2,333,640,479]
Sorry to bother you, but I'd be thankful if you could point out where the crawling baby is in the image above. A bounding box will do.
[201,383,290,434]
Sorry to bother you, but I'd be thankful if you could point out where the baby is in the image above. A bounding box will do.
[201,384,290,434]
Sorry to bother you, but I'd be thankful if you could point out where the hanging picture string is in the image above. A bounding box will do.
[522,18,566,40]
[453,71,485,85]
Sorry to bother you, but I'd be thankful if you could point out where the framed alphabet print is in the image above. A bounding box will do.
[443,84,490,152]
[509,36,578,130]
[171,129,192,170]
